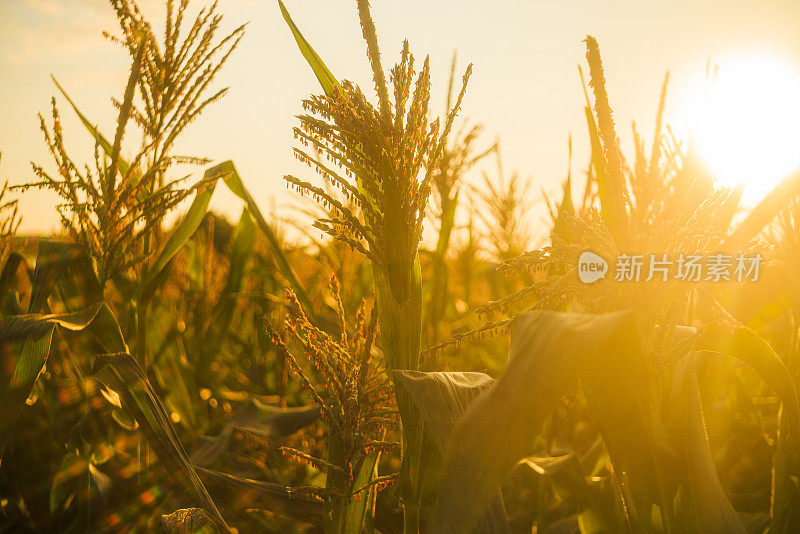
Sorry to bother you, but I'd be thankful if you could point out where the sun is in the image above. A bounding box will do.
[687,54,800,202]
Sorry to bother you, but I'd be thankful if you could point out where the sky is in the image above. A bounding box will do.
[2,0,800,240]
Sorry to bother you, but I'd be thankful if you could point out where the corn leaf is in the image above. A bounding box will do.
[147,182,219,290]
[428,312,621,532]
[150,322,200,429]
[695,323,800,534]
[696,323,800,454]
[197,466,324,527]
[0,252,25,308]
[29,240,102,314]
[208,160,316,321]
[92,352,228,532]
[669,355,747,533]
[201,208,256,359]
[277,0,340,97]
[394,370,510,533]
[430,311,739,533]
[0,304,106,458]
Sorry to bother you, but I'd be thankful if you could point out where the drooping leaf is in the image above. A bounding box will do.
[146,180,219,295]
[197,466,324,527]
[92,352,228,532]
[428,311,672,533]
[428,312,620,532]
[82,301,128,355]
[0,252,25,309]
[695,322,800,534]
[394,371,494,451]
[0,304,106,458]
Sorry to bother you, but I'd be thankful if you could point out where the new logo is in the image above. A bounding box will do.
[578,251,608,283]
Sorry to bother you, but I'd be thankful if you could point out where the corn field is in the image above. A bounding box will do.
[2,1,800,533]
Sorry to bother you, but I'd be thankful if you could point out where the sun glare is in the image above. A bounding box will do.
[687,54,800,202]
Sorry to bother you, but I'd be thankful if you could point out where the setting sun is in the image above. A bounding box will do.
[688,54,800,202]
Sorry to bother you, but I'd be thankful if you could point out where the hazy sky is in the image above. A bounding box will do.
[2,0,800,238]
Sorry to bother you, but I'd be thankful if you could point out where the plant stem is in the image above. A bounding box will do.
[402,497,419,534]
[372,259,424,532]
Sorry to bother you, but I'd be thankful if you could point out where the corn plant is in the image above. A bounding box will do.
[0,176,20,261]
[266,278,399,532]
[419,35,800,534]
[278,1,470,529]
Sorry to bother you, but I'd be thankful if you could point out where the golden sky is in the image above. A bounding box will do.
[2,0,800,238]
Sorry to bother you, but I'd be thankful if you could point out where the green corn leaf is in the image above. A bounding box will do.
[394,370,509,533]
[0,304,106,458]
[29,240,102,314]
[83,301,129,354]
[201,207,256,359]
[429,311,684,533]
[427,312,616,533]
[150,322,200,429]
[92,352,229,532]
[221,209,256,297]
[0,252,25,308]
[209,160,316,321]
[394,371,494,451]
[146,181,218,293]
[277,0,340,97]
[695,322,800,534]
[668,355,748,534]
[696,323,800,454]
